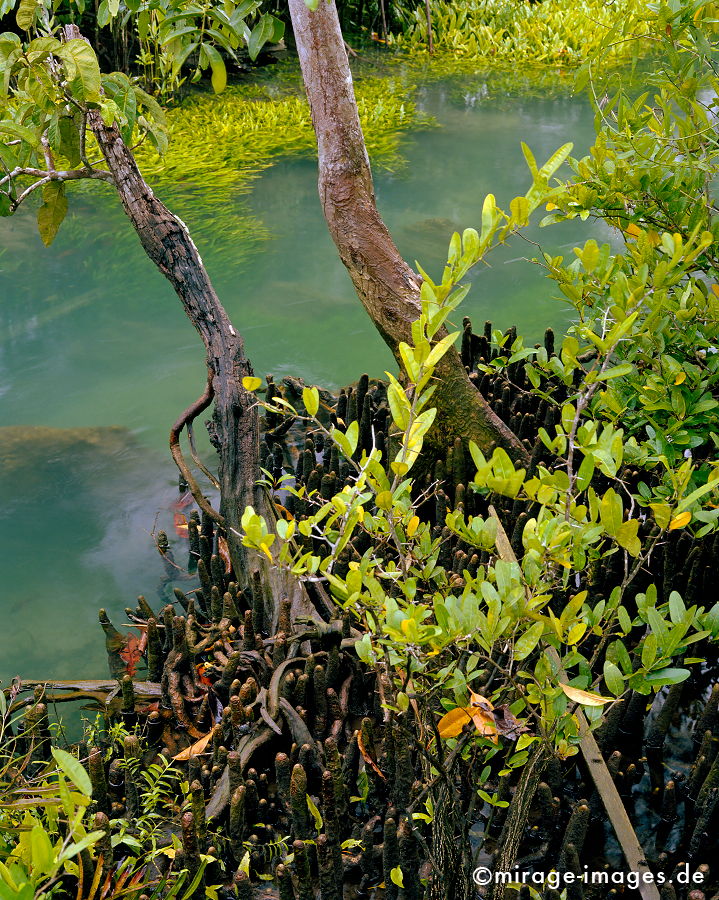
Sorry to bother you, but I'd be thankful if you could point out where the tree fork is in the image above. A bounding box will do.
[287,0,527,464]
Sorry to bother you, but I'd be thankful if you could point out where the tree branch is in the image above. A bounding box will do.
[2,166,114,210]
[169,368,224,526]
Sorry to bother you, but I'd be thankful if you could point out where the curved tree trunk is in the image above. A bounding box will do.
[287,0,527,464]
[64,26,311,628]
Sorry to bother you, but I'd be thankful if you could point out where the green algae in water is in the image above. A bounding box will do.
[138,63,435,195]
[395,0,651,68]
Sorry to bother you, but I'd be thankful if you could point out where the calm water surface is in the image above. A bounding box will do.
[0,72,612,686]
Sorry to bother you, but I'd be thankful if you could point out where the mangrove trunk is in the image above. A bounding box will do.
[287,0,527,464]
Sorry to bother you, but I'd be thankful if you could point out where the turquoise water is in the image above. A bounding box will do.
[0,71,611,686]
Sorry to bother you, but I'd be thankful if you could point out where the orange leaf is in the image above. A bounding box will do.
[669,510,691,530]
[438,694,499,743]
[625,223,642,239]
[173,512,189,538]
[712,285,719,297]
[468,692,499,743]
[172,731,212,761]
[357,729,386,780]
[437,707,474,739]
[560,683,612,707]
[196,663,213,687]
[218,535,232,575]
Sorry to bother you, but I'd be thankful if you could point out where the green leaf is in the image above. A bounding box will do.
[57,830,105,864]
[514,621,544,660]
[641,632,657,669]
[603,661,624,697]
[248,13,275,61]
[521,142,538,179]
[304,0,319,8]
[57,116,82,167]
[0,119,41,150]
[30,824,55,876]
[576,454,595,492]
[16,0,38,30]
[59,39,101,102]
[202,43,227,94]
[37,181,68,247]
[597,363,633,381]
[346,420,359,455]
[644,667,691,686]
[302,386,319,417]
[390,867,404,888]
[99,99,120,127]
[52,747,92,796]
[668,591,686,624]
[306,793,323,831]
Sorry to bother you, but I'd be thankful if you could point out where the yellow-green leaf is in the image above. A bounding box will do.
[16,0,39,30]
[59,40,101,102]
[242,376,262,391]
[376,491,393,511]
[37,181,67,247]
[302,386,319,417]
[30,824,55,876]
[669,511,691,530]
[649,502,671,529]
[616,519,641,557]
[52,747,91,796]
[306,793,323,831]
[559,683,612,707]
[390,867,404,888]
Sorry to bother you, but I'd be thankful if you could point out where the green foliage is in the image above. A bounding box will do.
[397,0,651,67]
[0,693,105,900]
[238,5,719,780]
[522,0,719,535]
[2,0,284,102]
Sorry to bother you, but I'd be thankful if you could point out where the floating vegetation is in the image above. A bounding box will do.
[138,61,435,200]
[396,0,651,68]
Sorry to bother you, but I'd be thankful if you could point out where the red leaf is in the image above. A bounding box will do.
[173,512,189,539]
[119,633,142,677]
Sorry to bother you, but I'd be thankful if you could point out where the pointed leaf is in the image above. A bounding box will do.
[37,181,67,247]
[52,747,92,796]
[559,683,612,707]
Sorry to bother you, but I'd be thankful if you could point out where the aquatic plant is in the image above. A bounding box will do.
[397,0,651,68]
[137,64,434,196]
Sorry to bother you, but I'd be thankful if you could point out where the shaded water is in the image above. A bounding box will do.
[0,71,609,686]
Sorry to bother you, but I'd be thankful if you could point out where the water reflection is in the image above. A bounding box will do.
[0,71,608,685]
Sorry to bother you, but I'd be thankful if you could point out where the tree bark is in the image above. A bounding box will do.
[287,0,527,464]
[63,25,311,627]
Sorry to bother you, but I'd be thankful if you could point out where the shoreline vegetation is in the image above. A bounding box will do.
[2,0,719,898]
